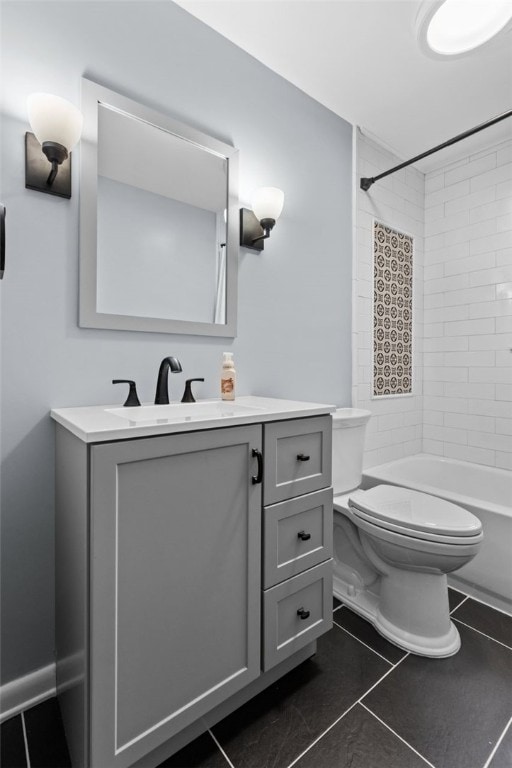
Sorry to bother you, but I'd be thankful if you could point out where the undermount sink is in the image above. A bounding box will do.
[105,400,266,424]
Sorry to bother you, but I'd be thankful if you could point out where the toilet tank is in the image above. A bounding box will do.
[332,408,371,494]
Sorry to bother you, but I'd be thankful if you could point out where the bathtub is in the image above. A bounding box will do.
[362,454,512,614]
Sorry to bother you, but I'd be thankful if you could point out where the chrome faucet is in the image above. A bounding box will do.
[155,356,183,404]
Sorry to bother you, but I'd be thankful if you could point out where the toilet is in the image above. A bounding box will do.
[332,408,483,657]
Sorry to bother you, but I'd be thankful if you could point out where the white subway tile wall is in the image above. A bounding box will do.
[355,132,512,471]
[354,132,424,468]
[424,138,512,469]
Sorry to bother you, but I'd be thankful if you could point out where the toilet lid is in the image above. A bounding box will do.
[348,485,482,538]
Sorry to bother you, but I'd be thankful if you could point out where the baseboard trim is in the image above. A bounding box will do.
[0,663,56,723]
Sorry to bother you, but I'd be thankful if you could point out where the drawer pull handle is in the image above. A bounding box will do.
[252,448,263,485]
[297,453,310,462]
[297,530,311,541]
[297,608,310,620]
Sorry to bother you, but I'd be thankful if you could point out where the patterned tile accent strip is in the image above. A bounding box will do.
[373,221,413,396]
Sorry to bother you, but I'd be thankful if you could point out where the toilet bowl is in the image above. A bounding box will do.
[332,409,483,657]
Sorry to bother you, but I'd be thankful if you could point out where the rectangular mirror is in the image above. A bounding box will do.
[80,78,238,336]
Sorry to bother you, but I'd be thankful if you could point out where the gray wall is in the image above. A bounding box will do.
[0,1,353,685]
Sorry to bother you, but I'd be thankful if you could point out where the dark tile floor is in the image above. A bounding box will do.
[2,589,511,768]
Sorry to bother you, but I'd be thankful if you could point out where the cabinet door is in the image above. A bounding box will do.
[89,425,262,768]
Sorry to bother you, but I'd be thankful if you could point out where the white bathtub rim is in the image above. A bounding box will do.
[366,452,510,481]
[363,453,510,520]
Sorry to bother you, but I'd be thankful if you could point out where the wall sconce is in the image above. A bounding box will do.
[240,187,284,251]
[25,93,83,199]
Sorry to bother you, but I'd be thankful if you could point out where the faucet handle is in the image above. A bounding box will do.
[181,378,205,403]
[112,379,141,407]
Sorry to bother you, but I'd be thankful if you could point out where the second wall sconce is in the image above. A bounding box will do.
[240,187,284,251]
[25,93,83,199]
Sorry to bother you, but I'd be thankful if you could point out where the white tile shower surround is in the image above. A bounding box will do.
[354,131,424,469]
[354,131,512,470]
[423,137,512,470]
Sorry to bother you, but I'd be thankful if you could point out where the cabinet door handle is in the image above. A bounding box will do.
[297,530,311,541]
[297,607,310,620]
[252,448,263,485]
[297,453,310,462]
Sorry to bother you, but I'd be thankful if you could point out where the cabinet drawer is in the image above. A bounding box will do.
[262,560,332,671]
[263,488,333,589]
[263,416,332,505]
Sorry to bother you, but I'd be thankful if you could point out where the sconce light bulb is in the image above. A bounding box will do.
[27,93,83,153]
[251,187,284,223]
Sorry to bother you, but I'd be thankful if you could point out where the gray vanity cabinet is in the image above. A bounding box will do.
[58,424,262,768]
[54,405,333,768]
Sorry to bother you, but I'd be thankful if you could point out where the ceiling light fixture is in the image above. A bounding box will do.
[417,0,512,57]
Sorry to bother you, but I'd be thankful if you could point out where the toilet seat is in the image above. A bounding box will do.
[349,485,483,544]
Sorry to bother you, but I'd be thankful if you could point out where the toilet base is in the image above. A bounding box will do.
[333,572,461,658]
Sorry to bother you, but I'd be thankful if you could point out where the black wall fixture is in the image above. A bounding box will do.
[0,204,5,279]
[240,208,269,251]
[239,187,285,252]
[360,109,512,191]
[25,132,72,199]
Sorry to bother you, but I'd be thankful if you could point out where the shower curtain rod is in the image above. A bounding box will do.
[360,109,512,191]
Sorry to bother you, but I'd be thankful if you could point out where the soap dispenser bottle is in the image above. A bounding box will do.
[221,352,236,401]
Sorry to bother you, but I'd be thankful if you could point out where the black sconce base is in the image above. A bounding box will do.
[25,132,72,199]
[240,208,265,251]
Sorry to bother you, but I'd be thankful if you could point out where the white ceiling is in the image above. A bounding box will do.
[175,0,512,171]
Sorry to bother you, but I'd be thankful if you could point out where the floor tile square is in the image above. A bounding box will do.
[363,623,512,768]
[0,715,27,768]
[293,703,431,768]
[452,598,512,649]
[333,596,342,610]
[23,698,71,768]
[158,730,228,767]
[333,606,406,664]
[212,625,389,768]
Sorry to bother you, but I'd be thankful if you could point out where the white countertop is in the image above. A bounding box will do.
[51,396,335,443]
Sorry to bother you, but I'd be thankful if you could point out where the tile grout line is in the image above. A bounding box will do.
[208,728,236,768]
[452,617,512,652]
[360,702,436,768]
[285,700,359,768]
[449,588,512,619]
[333,618,394,666]
[359,650,410,700]
[284,651,410,768]
[20,712,31,768]
[450,595,469,613]
[482,714,512,768]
